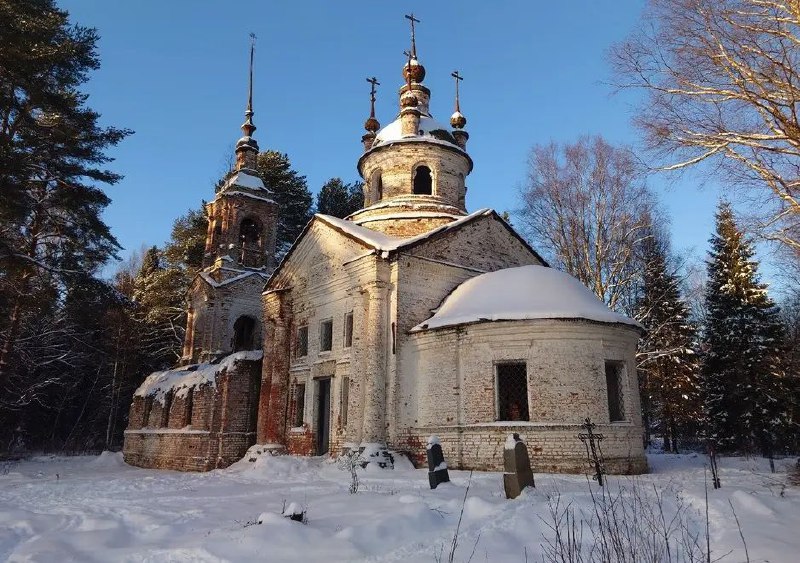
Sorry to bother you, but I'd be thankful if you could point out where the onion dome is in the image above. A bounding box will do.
[450,111,466,129]
[402,58,426,83]
[364,116,380,133]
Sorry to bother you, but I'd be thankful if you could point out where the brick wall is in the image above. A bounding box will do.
[123,356,262,472]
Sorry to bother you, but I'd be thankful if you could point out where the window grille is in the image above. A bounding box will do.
[605,361,626,422]
[344,312,354,348]
[296,326,308,357]
[293,384,305,427]
[496,362,529,421]
[320,318,333,352]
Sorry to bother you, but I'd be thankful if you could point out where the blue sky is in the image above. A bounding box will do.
[61,1,738,281]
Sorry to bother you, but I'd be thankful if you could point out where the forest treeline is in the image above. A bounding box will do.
[1,0,798,455]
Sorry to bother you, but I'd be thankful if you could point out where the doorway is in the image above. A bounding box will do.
[316,378,331,455]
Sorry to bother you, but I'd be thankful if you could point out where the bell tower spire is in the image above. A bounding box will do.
[450,70,469,150]
[235,33,260,171]
[362,76,381,150]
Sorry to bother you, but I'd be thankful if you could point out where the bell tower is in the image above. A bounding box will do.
[349,14,473,237]
[182,35,277,364]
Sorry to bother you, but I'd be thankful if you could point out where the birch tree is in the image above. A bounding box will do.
[612,0,800,252]
[520,135,654,313]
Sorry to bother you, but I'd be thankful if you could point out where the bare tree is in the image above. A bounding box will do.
[611,0,800,252]
[520,135,654,313]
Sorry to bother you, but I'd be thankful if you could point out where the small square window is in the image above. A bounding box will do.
[496,362,529,421]
[296,326,308,358]
[344,312,354,348]
[293,383,305,427]
[320,318,333,352]
[605,361,626,422]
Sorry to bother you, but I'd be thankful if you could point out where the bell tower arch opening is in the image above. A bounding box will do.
[238,216,262,267]
[233,315,257,351]
[412,165,432,195]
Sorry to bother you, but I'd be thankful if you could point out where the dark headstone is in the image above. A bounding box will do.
[426,435,450,489]
[503,433,534,499]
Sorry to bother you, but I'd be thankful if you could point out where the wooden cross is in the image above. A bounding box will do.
[366,76,380,117]
[404,13,420,57]
[451,70,463,111]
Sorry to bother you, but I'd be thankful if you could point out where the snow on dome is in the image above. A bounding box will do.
[374,115,459,147]
[412,265,642,332]
[221,170,266,191]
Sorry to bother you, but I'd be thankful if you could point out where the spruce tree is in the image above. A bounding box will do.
[702,202,790,453]
[316,178,364,218]
[636,221,701,452]
[256,150,312,255]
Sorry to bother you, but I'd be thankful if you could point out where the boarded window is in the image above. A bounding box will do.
[340,376,349,426]
[296,326,308,357]
[605,361,626,422]
[293,384,305,427]
[412,165,432,195]
[496,363,529,421]
[344,312,354,348]
[320,318,333,352]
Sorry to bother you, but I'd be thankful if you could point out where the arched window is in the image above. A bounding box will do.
[239,217,260,246]
[413,165,432,195]
[233,315,256,351]
[370,169,383,202]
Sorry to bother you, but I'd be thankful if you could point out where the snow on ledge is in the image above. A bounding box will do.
[220,170,266,191]
[412,265,642,332]
[134,351,263,400]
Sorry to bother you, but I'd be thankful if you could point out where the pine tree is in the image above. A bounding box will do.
[0,0,131,383]
[316,178,364,218]
[636,221,701,452]
[256,150,312,255]
[702,202,790,454]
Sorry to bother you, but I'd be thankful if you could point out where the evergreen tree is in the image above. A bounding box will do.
[316,178,364,218]
[702,202,790,453]
[636,220,701,452]
[0,0,131,383]
[256,150,312,255]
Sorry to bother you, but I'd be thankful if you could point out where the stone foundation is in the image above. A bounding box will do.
[395,423,648,475]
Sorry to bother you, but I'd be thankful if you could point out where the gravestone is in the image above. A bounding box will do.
[503,433,534,499]
[426,435,450,489]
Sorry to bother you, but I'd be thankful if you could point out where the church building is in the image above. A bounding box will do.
[123,20,647,475]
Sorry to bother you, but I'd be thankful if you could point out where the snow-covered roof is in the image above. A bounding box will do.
[134,351,263,400]
[220,170,267,191]
[412,265,642,332]
[373,115,460,148]
[316,208,493,253]
[199,270,270,289]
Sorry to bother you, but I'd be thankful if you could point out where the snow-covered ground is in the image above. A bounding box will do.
[0,451,797,562]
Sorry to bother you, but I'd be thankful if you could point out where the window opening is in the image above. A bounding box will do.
[344,312,354,348]
[293,383,305,427]
[233,315,256,351]
[341,376,349,426]
[185,388,194,426]
[412,165,432,195]
[605,361,626,422]
[296,326,309,357]
[320,318,333,352]
[496,363,529,421]
[161,391,174,428]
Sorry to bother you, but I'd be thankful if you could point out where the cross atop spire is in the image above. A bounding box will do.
[403,50,413,89]
[367,76,380,119]
[235,33,260,170]
[404,13,420,58]
[241,33,257,139]
[451,70,463,112]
